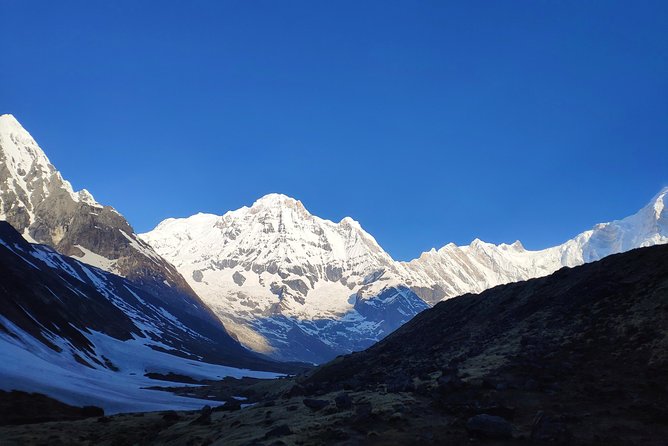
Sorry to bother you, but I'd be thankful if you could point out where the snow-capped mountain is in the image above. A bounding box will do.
[143,188,668,363]
[140,194,429,363]
[7,111,663,366]
[0,221,288,414]
[0,114,220,326]
[401,187,668,304]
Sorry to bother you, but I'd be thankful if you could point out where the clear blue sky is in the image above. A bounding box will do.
[2,1,667,260]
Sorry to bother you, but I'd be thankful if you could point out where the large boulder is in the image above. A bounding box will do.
[466,414,513,439]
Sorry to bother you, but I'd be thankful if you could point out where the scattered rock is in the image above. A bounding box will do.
[415,381,432,396]
[214,399,241,412]
[386,374,415,393]
[161,411,180,423]
[80,406,104,418]
[524,378,539,391]
[285,384,306,398]
[466,414,513,439]
[264,424,293,439]
[318,427,350,442]
[418,371,434,381]
[389,412,404,423]
[342,377,362,391]
[190,405,212,425]
[351,401,373,424]
[482,377,507,390]
[334,392,353,410]
[476,404,516,420]
[531,411,573,443]
[437,369,463,393]
[303,398,329,411]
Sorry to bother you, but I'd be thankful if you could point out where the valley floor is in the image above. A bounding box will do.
[1,371,667,446]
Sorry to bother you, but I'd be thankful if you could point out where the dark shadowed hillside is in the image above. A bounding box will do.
[1,244,667,445]
[301,243,668,444]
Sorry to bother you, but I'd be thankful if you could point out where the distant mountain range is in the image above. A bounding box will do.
[142,185,667,364]
[2,113,667,366]
[400,185,668,302]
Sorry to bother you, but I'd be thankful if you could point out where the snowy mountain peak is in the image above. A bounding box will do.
[401,187,668,305]
[142,183,667,362]
[0,113,32,135]
[77,188,99,206]
[0,114,104,231]
[141,195,426,362]
[252,193,304,209]
[650,187,667,218]
[0,115,204,318]
[339,216,362,229]
[0,114,53,184]
[577,187,668,263]
[500,240,525,251]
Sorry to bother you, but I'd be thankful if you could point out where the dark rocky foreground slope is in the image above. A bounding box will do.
[1,244,667,445]
[308,244,668,390]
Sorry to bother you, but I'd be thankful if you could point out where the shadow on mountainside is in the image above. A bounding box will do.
[1,244,667,445]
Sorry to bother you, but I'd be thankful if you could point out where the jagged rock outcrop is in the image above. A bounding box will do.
[0,114,218,324]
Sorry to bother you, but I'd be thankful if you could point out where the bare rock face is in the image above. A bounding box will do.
[0,114,215,323]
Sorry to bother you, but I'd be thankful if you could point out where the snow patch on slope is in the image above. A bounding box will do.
[0,316,280,414]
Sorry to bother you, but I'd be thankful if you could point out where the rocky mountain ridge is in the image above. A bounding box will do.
[401,186,668,303]
[0,113,221,327]
[143,188,668,362]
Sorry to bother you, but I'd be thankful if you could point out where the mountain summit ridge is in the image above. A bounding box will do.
[141,189,427,363]
[0,114,102,235]
[401,186,668,302]
[142,186,668,362]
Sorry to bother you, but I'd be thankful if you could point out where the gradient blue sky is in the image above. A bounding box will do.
[2,1,667,260]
